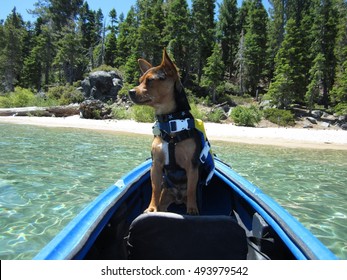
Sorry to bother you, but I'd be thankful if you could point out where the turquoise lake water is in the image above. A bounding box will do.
[0,123,346,259]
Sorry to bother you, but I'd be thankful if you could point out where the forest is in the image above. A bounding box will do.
[0,0,347,121]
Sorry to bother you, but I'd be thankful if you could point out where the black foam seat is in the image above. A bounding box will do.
[126,212,248,260]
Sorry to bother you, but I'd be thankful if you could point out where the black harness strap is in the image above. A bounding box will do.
[154,111,196,183]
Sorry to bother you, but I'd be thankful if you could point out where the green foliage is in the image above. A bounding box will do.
[268,18,305,108]
[0,87,36,107]
[334,103,347,116]
[201,43,225,103]
[230,105,262,127]
[91,64,121,74]
[0,10,27,92]
[191,0,216,82]
[190,102,207,121]
[47,85,84,105]
[164,0,191,75]
[207,109,224,123]
[0,0,346,114]
[111,105,131,120]
[217,0,238,79]
[306,53,325,111]
[263,108,295,127]
[243,0,268,95]
[131,105,155,123]
[332,2,347,106]
[0,94,12,108]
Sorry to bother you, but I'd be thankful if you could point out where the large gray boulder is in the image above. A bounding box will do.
[81,71,123,102]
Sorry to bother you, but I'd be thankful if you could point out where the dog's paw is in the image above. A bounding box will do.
[144,206,157,213]
[187,207,199,215]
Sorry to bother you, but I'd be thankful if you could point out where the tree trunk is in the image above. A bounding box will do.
[0,105,79,117]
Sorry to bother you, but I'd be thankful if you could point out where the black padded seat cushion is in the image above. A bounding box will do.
[126,212,248,260]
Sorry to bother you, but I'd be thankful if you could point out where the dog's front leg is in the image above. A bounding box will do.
[145,162,163,213]
[145,138,165,213]
[186,168,199,215]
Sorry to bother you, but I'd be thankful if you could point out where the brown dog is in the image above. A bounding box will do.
[129,49,203,215]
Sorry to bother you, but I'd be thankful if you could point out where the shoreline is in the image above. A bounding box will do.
[1,115,347,150]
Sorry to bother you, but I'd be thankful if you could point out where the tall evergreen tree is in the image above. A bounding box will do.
[306,53,325,112]
[22,25,54,90]
[79,3,98,69]
[104,9,118,67]
[191,0,216,83]
[163,0,191,80]
[217,0,239,80]
[243,0,268,95]
[53,20,86,84]
[201,43,225,103]
[268,18,305,107]
[266,0,286,80]
[331,0,347,105]
[136,0,165,64]
[309,0,338,108]
[48,0,83,31]
[0,9,26,92]
[115,7,139,81]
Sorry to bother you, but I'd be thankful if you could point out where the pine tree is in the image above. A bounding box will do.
[163,0,191,80]
[268,18,303,108]
[243,0,268,96]
[53,20,86,84]
[22,31,50,90]
[331,0,347,105]
[115,7,138,70]
[309,0,338,108]
[217,0,239,80]
[266,0,285,80]
[191,0,216,83]
[201,43,225,103]
[136,0,165,64]
[48,0,83,31]
[0,9,27,92]
[79,3,98,69]
[306,53,325,112]
[104,9,118,67]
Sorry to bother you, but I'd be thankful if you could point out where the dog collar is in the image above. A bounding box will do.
[156,110,192,122]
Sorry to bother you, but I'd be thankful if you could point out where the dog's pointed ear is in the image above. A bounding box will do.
[161,48,177,76]
[138,59,152,74]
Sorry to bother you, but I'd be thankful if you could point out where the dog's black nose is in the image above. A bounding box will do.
[129,89,136,100]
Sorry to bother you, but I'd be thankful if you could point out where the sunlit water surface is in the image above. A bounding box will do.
[0,123,346,259]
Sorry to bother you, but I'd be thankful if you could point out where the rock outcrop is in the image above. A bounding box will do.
[81,71,123,102]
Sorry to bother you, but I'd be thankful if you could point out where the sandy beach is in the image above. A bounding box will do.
[1,115,347,150]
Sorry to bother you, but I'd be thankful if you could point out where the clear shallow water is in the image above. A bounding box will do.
[0,123,346,259]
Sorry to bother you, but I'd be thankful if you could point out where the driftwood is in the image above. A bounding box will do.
[0,105,80,117]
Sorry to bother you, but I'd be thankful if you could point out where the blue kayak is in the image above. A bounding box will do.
[34,157,337,260]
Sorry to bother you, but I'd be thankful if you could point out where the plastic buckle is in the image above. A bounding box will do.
[169,118,190,133]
